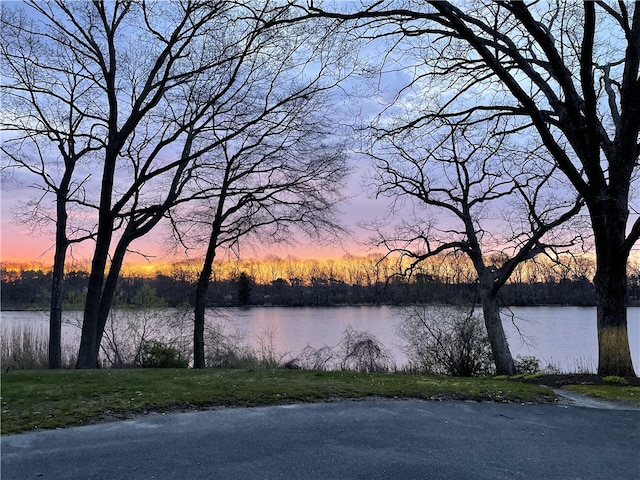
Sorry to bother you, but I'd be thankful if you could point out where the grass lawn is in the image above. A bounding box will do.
[1,369,556,434]
[510,373,640,404]
[563,384,640,403]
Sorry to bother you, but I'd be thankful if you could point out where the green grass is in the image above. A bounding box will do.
[1,369,556,434]
[563,384,640,403]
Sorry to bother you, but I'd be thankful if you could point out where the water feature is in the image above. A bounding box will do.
[2,306,639,373]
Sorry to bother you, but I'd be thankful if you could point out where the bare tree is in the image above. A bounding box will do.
[2,4,101,368]
[310,1,640,376]
[4,1,342,369]
[368,121,582,375]
[3,0,233,368]
[169,86,349,368]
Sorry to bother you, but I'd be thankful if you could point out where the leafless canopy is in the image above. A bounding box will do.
[309,0,639,376]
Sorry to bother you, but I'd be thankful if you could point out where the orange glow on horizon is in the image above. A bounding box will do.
[1,250,626,287]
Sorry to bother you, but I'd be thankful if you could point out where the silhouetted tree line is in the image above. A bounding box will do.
[3,268,639,310]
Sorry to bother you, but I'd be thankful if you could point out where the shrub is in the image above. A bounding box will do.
[603,375,628,386]
[294,345,335,371]
[204,319,254,368]
[337,327,394,373]
[542,361,563,375]
[289,328,394,373]
[398,305,493,377]
[514,355,541,375]
[96,308,191,368]
[139,340,188,368]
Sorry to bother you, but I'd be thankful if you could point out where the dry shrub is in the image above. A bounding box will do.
[398,305,493,377]
[204,317,289,369]
[295,345,335,371]
[292,327,395,373]
[97,308,191,368]
[337,327,394,373]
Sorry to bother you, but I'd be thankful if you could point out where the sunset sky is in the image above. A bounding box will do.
[2,2,638,274]
[0,0,404,269]
[0,163,391,267]
[0,1,410,271]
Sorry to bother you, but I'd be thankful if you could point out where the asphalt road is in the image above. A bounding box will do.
[2,399,639,480]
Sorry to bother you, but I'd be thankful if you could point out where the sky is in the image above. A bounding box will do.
[0,182,376,266]
[0,163,393,267]
[0,0,412,269]
[2,1,638,271]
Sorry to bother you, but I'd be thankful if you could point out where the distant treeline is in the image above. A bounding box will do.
[2,266,639,310]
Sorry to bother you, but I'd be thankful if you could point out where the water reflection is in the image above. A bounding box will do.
[2,306,638,374]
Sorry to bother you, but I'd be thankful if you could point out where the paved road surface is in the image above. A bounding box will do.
[2,399,639,479]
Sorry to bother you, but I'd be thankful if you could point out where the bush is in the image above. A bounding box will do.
[95,308,191,368]
[204,319,257,368]
[295,345,335,371]
[514,355,541,375]
[398,305,493,377]
[139,340,188,368]
[603,375,628,386]
[288,327,394,373]
[337,327,394,373]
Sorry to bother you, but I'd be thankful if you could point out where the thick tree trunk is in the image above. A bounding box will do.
[76,217,115,369]
[479,281,515,376]
[591,201,635,377]
[49,175,73,369]
[193,197,226,368]
[76,273,106,368]
[94,239,129,356]
[594,269,635,377]
[76,145,118,369]
[48,231,67,369]
[193,271,210,369]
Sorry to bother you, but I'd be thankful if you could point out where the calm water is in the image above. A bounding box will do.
[2,306,639,374]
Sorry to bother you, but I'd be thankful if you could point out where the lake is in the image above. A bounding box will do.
[2,306,639,374]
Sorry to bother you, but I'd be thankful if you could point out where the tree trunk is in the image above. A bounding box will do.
[193,194,226,368]
[48,226,68,369]
[479,281,515,376]
[193,248,215,369]
[591,199,635,377]
[76,216,115,369]
[49,174,73,369]
[94,238,130,356]
[76,143,118,369]
[193,276,209,369]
